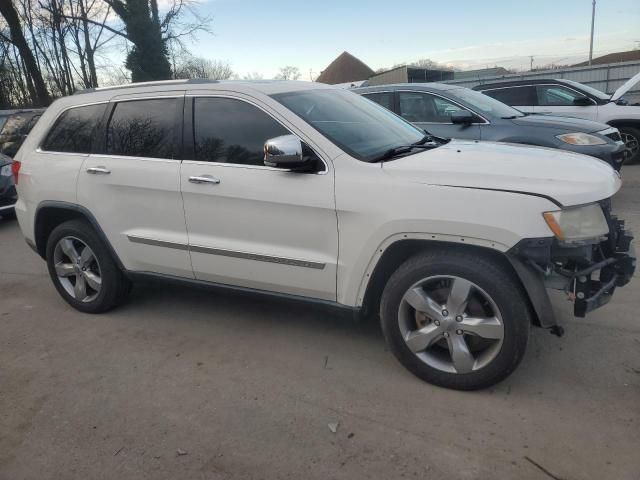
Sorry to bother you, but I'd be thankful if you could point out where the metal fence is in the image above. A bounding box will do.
[444,60,640,102]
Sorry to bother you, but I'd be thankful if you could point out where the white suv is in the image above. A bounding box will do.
[13,80,635,390]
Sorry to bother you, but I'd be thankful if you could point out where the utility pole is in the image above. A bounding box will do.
[589,0,596,65]
[530,56,534,71]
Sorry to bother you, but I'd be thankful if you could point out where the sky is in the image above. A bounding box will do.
[177,0,640,79]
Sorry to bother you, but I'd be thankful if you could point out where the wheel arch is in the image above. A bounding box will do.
[360,239,552,328]
[606,119,640,129]
[34,201,125,270]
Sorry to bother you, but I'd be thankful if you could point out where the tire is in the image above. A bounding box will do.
[380,249,530,390]
[620,126,640,165]
[45,219,131,313]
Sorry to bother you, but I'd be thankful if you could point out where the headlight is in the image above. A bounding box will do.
[543,203,609,244]
[556,132,607,145]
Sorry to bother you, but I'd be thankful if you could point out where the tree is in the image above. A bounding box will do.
[173,56,235,80]
[62,0,212,82]
[243,71,263,80]
[0,0,51,105]
[275,66,300,81]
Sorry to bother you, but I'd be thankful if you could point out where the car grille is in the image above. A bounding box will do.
[605,131,622,142]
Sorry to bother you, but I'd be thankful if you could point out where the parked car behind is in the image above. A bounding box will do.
[0,152,17,218]
[354,83,626,170]
[472,73,640,163]
[0,109,44,158]
[13,80,635,390]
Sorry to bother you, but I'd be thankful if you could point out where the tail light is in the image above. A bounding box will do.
[11,160,21,185]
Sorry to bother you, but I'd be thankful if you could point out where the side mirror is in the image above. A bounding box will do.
[573,96,593,106]
[264,135,313,171]
[450,110,475,125]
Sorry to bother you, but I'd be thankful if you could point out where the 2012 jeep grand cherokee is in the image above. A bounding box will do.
[13,80,635,390]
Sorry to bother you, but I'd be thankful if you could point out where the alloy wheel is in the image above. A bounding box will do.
[622,131,639,161]
[398,276,504,374]
[53,236,102,302]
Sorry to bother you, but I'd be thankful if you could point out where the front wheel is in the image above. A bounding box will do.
[380,249,530,390]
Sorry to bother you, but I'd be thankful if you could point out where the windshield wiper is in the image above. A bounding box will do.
[371,142,437,163]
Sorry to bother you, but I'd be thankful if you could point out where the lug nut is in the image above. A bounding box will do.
[443,332,449,338]
[441,309,449,317]
[456,329,463,335]
[577,292,585,299]
[455,315,463,322]
[434,320,440,326]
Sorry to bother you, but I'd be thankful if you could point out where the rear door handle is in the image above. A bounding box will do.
[189,175,220,185]
[86,166,111,175]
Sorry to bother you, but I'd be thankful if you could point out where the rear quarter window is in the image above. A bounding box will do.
[42,104,106,154]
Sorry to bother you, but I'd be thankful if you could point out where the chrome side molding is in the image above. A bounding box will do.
[126,235,325,270]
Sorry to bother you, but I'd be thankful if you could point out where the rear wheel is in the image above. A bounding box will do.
[380,249,530,390]
[620,126,640,164]
[46,219,131,313]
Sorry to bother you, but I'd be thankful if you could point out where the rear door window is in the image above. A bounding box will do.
[482,86,535,106]
[362,92,395,112]
[42,104,106,153]
[106,98,178,159]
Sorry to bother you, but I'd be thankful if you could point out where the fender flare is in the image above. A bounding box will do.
[33,200,126,271]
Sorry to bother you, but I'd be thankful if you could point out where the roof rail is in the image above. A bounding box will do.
[73,78,220,95]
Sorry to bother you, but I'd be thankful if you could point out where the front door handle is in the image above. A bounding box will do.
[86,166,111,175]
[189,175,221,185]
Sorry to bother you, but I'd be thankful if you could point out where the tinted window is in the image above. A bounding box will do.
[192,97,289,165]
[272,89,424,162]
[483,86,535,106]
[42,104,105,153]
[363,92,394,111]
[398,92,464,123]
[536,85,588,106]
[106,98,177,158]
[449,88,524,118]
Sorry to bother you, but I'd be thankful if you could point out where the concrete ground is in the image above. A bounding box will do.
[1,168,639,480]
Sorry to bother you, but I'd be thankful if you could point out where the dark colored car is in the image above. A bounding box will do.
[0,109,44,158]
[0,152,17,218]
[353,83,626,170]
[0,109,43,219]
[471,77,640,164]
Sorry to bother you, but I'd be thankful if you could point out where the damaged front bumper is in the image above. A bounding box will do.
[508,201,635,327]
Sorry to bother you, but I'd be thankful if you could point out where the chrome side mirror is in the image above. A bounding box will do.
[264,135,307,169]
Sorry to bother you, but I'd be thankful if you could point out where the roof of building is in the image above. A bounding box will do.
[573,49,640,67]
[316,52,375,85]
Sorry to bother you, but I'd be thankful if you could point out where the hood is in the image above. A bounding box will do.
[510,114,608,134]
[383,140,621,207]
[611,70,640,102]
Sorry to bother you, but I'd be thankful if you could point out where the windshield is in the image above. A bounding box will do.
[272,89,425,162]
[562,80,611,101]
[449,88,525,118]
